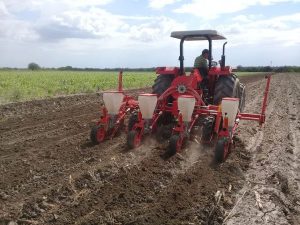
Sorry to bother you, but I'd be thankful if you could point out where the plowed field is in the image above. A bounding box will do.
[1,74,299,225]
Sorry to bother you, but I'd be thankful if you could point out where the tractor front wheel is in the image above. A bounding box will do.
[127,130,142,149]
[214,138,230,163]
[90,125,106,144]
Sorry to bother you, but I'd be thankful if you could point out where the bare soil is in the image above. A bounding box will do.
[0,74,299,225]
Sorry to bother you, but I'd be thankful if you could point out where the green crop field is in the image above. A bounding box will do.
[0,70,263,104]
[0,70,156,104]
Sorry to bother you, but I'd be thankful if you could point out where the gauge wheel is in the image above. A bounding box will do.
[127,130,142,149]
[167,135,182,156]
[214,138,230,163]
[90,125,106,144]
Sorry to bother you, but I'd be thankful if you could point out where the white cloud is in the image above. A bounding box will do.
[232,14,264,23]
[62,0,113,7]
[174,0,300,19]
[274,13,300,22]
[0,2,9,16]
[38,7,185,45]
[0,19,39,41]
[0,1,38,41]
[128,17,185,42]
[0,0,115,42]
[0,0,186,45]
[50,8,126,38]
[149,0,182,9]
[2,0,113,12]
[217,13,300,46]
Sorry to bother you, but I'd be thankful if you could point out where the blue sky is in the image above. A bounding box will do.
[0,0,299,68]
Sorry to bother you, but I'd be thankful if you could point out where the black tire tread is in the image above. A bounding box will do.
[127,130,138,149]
[128,113,138,131]
[201,117,215,142]
[152,74,174,95]
[213,75,238,104]
[90,126,100,144]
[213,75,245,111]
[168,135,180,156]
[215,139,226,163]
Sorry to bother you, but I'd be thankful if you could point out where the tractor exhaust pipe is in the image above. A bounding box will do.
[221,42,227,70]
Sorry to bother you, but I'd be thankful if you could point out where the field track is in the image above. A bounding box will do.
[1,73,300,225]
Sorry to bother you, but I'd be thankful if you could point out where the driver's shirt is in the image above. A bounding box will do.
[194,55,208,69]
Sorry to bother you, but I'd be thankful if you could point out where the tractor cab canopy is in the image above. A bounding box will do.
[171,30,226,41]
[170,30,226,74]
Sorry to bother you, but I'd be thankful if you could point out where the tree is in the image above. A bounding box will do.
[28,62,41,70]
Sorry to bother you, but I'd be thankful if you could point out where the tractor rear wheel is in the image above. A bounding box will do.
[213,75,245,111]
[214,138,230,163]
[152,74,174,95]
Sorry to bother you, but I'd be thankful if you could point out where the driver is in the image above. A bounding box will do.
[194,49,209,89]
[194,49,209,77]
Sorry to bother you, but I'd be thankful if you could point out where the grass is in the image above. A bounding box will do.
[0,70,263,104]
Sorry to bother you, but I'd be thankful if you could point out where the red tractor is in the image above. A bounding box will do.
[91,30,271,162]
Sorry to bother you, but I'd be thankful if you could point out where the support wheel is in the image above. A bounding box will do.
[90,125,105,144]
[201,116,215,143]
[127,130,142,149]
[128,112,138,131]
[167,135,182,156]
[156,124,173,142]
[214,138,230,163]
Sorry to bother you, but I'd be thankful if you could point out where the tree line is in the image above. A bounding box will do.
[1,63,300,73]
[236,65,300,73]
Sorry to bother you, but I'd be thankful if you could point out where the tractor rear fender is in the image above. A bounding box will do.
[208,66,232,76]
[156,67,181,76]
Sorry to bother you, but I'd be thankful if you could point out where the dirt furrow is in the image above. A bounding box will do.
[0,111,96,145]
[225,74,300,225]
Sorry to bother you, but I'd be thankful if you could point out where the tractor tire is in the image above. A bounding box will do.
[213,75,244,111]
[152,74,174,95]
[90,125,105,144]
[167,135,181,156]
[214,138,229,163]
[127,130,141,149]
[155,124,174,142]
[155,112,175,142]
[128,112,138,131]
